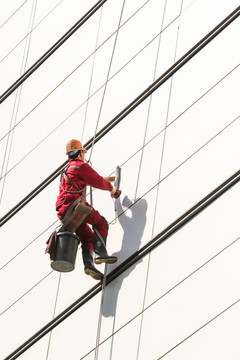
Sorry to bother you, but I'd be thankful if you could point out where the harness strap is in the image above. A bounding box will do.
[63,173,81,191]
[60,165,86,194]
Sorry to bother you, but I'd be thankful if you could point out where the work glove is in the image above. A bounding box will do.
[110,186,121,199]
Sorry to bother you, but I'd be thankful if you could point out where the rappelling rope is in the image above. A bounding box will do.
[87,2,125,355]
[92,164,121,360]
[90,182,108,360]
[94,255,108,360]
[0,0,37,206]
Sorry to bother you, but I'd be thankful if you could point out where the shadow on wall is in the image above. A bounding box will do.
[102,195,148,319]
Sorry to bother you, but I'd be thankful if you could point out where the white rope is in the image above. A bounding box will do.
[87,2,125,356]
[0,0,38,205]
[94,263,108,360]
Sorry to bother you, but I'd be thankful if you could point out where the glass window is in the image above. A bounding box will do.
[147,182,240,306]
[0,273,59,359]
[162,66,240,176]
[170,18,240,122]
[179,0,240,58]
[139,236,240,359]
[154,118,240,236]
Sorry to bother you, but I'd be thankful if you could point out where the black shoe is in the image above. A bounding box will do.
[82,249,103,281]
[93,236,118,265]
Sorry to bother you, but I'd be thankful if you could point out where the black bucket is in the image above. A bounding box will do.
[51,231,80,272]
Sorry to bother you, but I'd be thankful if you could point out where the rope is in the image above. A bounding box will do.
[87,0,126,163]
[0,0,37,207]
[46,273,62,360]
[84,11,111,356]
[92,165,122,359]
[0,0,65,62]
[89,179,108,360]
[134,0,168,201]
[94,263,108,360]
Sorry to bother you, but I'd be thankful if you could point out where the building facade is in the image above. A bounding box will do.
[0,0,240,359]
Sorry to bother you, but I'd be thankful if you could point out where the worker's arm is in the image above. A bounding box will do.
[79,162,113,191]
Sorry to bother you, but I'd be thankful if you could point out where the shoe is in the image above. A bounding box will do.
[92,236,117,265]
[82,249,103,280]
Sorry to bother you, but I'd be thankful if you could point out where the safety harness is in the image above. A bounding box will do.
[60,165,87,222]
[60,165,86,194]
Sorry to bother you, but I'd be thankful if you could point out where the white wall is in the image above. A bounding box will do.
[0,0,239,359]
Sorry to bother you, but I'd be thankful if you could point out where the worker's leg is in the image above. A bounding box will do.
[75,223,94,251]
[75,223,103,281]
[85,206,109,239]
[84,206,117,265]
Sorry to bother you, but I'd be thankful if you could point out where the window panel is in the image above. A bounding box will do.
[0,95,16,135]
[109,0,172,77]
[1,0,98,77]
[18,334,50,360]
[0,136,9,183]
[0,180,59,264]
[133,131,164,198]
[163,0,182,28]
[7,60,91,168]
[47,294,101,360]
[98,257,148,341]
[162,301,240,360]
[146,182,240,307]
[88,36,117,97]
[90,99,151,177]
[138,240,240,359]
[179,0,240,58]
[0,43,26,93]
[97,316,142,360]
[143,79,171,143]
[162,66,240,177]
[121,0,149,25]
[169,18,240,123]
[0,0,33,60]
[97,0,125,45]
[54,250,101,316]
[153,118,240,236]
[0,0,26,25]
[78,87,105,142]
[16,35,95,121]
[0,236,54,314]
[154,19,179,80]
[98,39,160,129]
[0,273,59,359]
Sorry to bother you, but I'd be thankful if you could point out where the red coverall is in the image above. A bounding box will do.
[56,159,113,251]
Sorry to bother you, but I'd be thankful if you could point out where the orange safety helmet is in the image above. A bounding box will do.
[66,139,87,156]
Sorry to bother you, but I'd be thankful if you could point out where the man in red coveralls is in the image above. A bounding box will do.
[56,139,121,281]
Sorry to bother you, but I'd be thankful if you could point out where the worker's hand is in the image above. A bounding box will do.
[110,186,121,199]
[105,176,115,183]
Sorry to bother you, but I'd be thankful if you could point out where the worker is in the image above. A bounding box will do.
[56,139,121,281]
